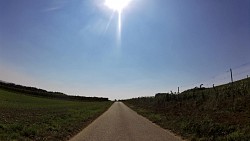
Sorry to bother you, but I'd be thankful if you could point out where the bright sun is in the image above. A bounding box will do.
[104,0,132,44]
[105,0,132,13]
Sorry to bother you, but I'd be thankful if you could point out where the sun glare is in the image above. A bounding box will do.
[104,0,132,47]
[105,0,132,12]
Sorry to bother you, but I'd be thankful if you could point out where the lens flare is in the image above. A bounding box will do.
[105,0,132,47]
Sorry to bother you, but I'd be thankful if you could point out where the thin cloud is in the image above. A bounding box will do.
[42,0,68,12]
[43,6,63,12]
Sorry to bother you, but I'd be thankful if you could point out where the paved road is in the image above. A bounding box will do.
[70,102,183,141]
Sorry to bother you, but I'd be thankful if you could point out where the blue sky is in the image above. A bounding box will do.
[0,0,250,100]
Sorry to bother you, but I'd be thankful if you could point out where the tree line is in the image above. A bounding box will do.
[0,81,109,102]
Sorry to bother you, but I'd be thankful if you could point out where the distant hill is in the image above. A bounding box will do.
[0,81,109,102]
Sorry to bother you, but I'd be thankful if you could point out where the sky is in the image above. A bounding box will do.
[0,0,250,100]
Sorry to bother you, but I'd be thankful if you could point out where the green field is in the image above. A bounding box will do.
[124,78,250,141]
[0,89,113,141]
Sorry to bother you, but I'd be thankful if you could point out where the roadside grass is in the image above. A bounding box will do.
[0,89,113,141]
[124,78,250,141]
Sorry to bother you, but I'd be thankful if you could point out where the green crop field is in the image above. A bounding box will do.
[0,89,113,141]
[124,78,250,141]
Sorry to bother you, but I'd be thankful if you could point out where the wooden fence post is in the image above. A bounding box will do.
[230,68,234,84]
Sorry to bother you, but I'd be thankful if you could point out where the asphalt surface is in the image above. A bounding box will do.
[70,102,183,141]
